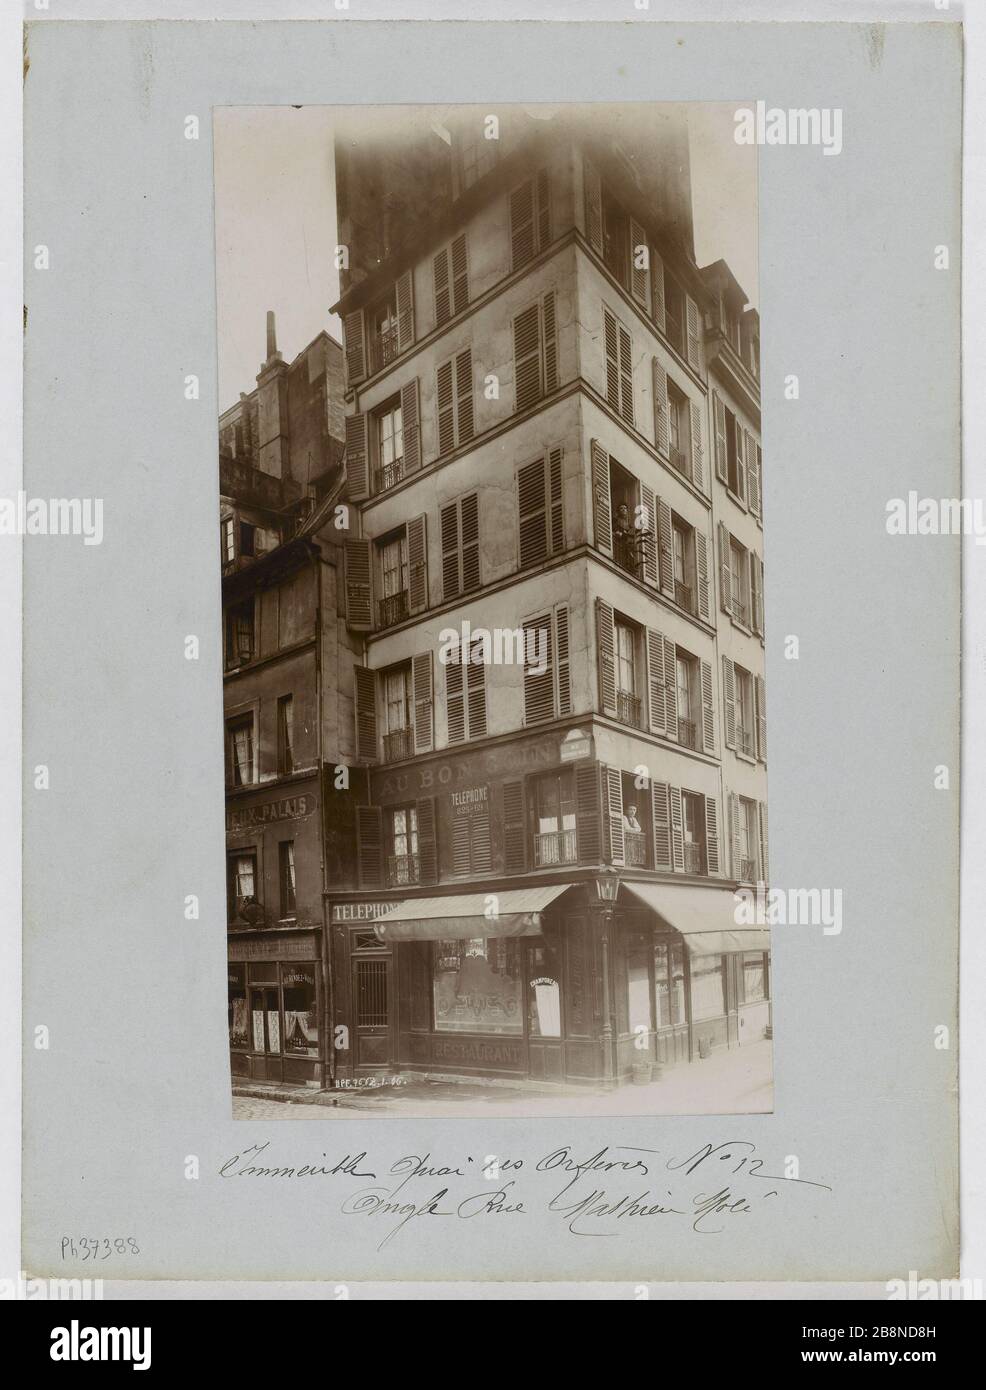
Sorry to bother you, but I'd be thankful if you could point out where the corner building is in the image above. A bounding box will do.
[328,106,770,1088]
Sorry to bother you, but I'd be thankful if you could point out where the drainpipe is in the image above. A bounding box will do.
[314,546,335,1091]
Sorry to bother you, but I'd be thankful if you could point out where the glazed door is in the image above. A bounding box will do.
[249,985,282,1082]
[526,939,564,1082]
[352,951,394,1070]
[653,939,690,1064]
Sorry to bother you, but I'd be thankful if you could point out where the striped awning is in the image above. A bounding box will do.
[621,882,771,957]
[370,884,574,942]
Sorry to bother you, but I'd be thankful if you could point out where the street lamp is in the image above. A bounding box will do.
[592,871,621,904]
[591,873,620,1084]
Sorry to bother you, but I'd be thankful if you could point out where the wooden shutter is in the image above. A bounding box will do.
[345,413,368,501]
[657,497,675,599]
[344,538,372,630]
[652,781,672,870]
[630,218,649,306]
[713,393,728,483]
[518,456,548,568]
[603,308,620,412]
[746,429,760,516]
[441,500,460,601]
[575,762,602,863]
[663,635,678,740]
[605,766,625,866]
[354,666,377,761]
[646,629,666,734]
[407,514,427,614]
[685,295,702,371]
[446,643,465,744]
[514,302,542,411]
[705,796,721,875]
[461,491,480,591]
[547,445,564,556]
[755,675,767,761]
[700,659,715,754]
[652,358,670,457]
[618,321,635,427]
[590,439,612,555]
[751,553,764,635]
[639,482,658,586]
[689,400,705,491]
[596,599,617,717]
[668,786,685,872]
[433,246,451,326]
[753,443,763,520]
[536,169,550,251]
[441,494,480,600]
[416,797,438,885]
[584,157,602,254]
[467,640,488,736]
[436,360,455,457]
[401,379,421,473]
[456,348,474,442]
[452,815,471,875]
[722,656,736,749]
[343,309,365,384]
[510,177,536,271]
[542,291,558,394]
[735,424,747,503]
[758,801,769,882]
[651,247,666,333]
[396,269,414,352]
[717,521,732,612]
[412,652,434,753]
[450,233,468,315]
[555,605,572,717]
[728,792,741,878]
[356,805,383,888]
[696,530,711,621]
[472,803,492,874]
[523,614,554,723]
[502,780,527,874]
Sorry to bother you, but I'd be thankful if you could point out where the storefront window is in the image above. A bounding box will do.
[282,966,319,1057]
[741,951,767,1004]
[433,937,523,1034]
[228,965,248,1050]
[654,940,685,1026]
[691,954,726,1021]
[527,940,562,1038]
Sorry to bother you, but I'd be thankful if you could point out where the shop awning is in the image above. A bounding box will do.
[370,884,575,942]
[621,882,771,957]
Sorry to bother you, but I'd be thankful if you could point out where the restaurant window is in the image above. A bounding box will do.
[226,714,254,787]
[741,951,768,1004]
[377,529,409,629]
[277,695,294,775]
[528,939,562,1039]
[681,790,707,875]
[433,938,523,1034]
[691,954,726,1021]
[654,940,686,1027]
[225,599,255,669]
[532,769,577,867]
[227,850,257,921]
[388,805,419,886]
[228,964,248,1050]
[382,664,413,763]
[281,965,319,1057]
[279,840,297,918]
[374,396,404,494]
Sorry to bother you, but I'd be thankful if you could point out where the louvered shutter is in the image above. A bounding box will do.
[645,628,666,734]
[433,246,451,326]
[657,497,675,598]
[354,666,377,761]
[446,643,465,744]
[343,309,366,385]
[722,656,736,749]
[356,805,383,888]
[700,659,715,753]
[590,439,612,555]
[502,781,526,874]
[651,248,666,333]
[575,763,602,863]
[603,309,620,412]
[652,781,672,870]
[750,554,764,635]
[450,233,468,315]
[746,429,760,516]
[472,804,492,873]
[639,483,658,586]
[685,295,702,371]
[696,530,711,621]
[344,538,372,630]
[514,302,542,411]
[753,443,763,520]
[713,393,728,483]
[758,802,769,882]
[663,635,678,740]
[755,675,767,761]
[456,349,474,442]
[416,798,438,884]
[396,269,414,352]
[547,445,564,556]
[605,766,625,866]
[630,218,649,305]
[536,169,550,251]
[705,797,721,875]
[510,177,536,271]
[467,642,488,736]
[461,492,480,592]
[440,500,460,601]
[728,792,741,878]
[596,599,617,717]
[718,521,732,612]
[518,456,548,568]
[452,816,471,875]
[401,379,421,473]
[555,605,572,716]
[689,400,705,491]
[542,291,558,394]
[407,514,427,614]
[652,359,670,457]
[523,614,554,724]
[412,651,434,753]
[736,425,747,503]
[345,413,368,501]
[668,786,685,871]
[584,158,603,253]
[436,360,455,457]
[618,322,635,426]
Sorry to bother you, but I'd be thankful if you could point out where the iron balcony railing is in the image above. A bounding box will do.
[736,724,755,757]
[388,853,420,887]
[678,716,698,750]
[730,588,749,625]
[683,842,706,875]
[374,459,405,495]
[370,323,399,375]
[377,591,409,629]
[669,445,689,477]
[617,689,643,728]
[675,580,695,614]
[739,857,757,881]
[383,727,414,763]
[624,831,647,867]
[614,530,644,578]
[534,829,578,867]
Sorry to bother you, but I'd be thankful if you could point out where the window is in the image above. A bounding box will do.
[614,618,642,729]
[654,940,686,1026]
[734,664,755,757]
[691,954,726,1021]
[279,840,297,917]
[388,805,420,886]
[681,790,707,875]
[369,292,399,375]
[510,170,550,271]
[436,349,474,456]
[382,665,413,763]
[533,770,577,866]
[621,770,648,867]
[445,637,488,744]
[517,449,564,568]
[528,939,562,1038]
[522,606,571,724]
[454,126,498,195]
[441,492,480,600]
[737,797,759,880]
[602,190,630,288]
[221,517,235,565]
[676,651,699,749]
[672,516,696,614]
[513,293,558,412]
[663,268,685,355]
[281,965,319,1057]
[374,398,404,493]
[226,715,254,787]
[377,530,409,629]
[610,459,643,577]
[433,234,468,325]
[450,780,492,875]
[228,964,248,1049]
[741,951,768,1004]
[603,306,634,427]
[277,695,294,775]
[433,938,522,1034]
[225,599,254,669]
[725,409,745,501]
[227,850,257,920]
[729,537,750,624]
[667,381,689,476]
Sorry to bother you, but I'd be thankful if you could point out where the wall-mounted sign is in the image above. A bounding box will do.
[331,901,401,924]
[226,794,313,835]
[560,728,593,762]
[450,784,489,818]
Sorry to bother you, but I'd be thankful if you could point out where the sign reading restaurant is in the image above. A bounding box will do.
[226,794,313,835]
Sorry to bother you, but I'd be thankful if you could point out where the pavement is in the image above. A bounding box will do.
[231,1039,773,1120]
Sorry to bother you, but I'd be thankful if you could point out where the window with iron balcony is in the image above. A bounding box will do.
[533,770,578,867]
[614,617,643,730]
[382,665,413,763]
[388,805,420,886]
[377,530,409,630]
[369,294,399,376]
[373,397,404,495]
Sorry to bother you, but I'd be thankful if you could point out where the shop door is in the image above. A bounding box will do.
[249,986,282,1083]
[352,952,394,1070]
[526,939,564,1082]
[653,939,690,1065]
